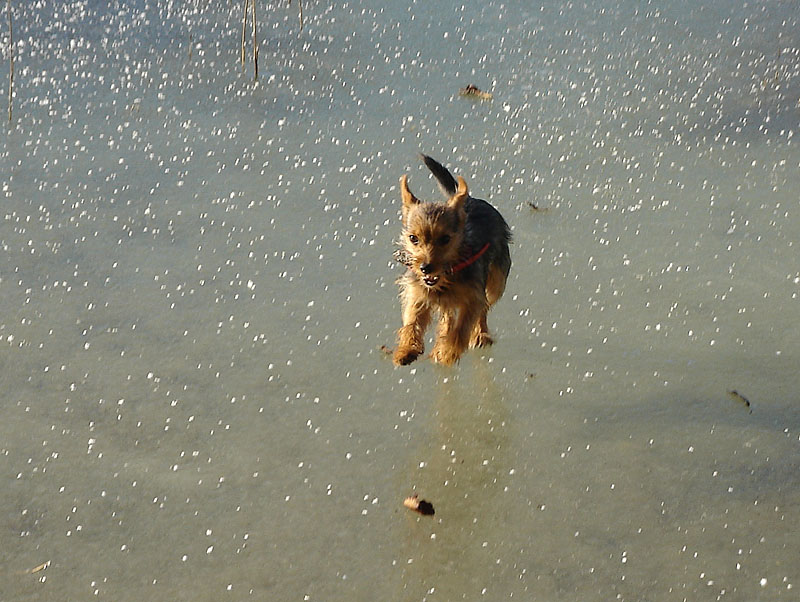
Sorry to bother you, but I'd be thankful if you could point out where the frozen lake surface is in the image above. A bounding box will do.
[2,0,799,599]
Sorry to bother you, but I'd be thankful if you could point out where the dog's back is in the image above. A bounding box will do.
[422,155,512,283]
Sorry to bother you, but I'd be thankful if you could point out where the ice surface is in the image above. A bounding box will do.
[1,1,799,600]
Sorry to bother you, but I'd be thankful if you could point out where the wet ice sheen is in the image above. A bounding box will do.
[2,0,799,600]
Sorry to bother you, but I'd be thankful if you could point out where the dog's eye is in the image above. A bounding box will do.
[437,235,451,246]
[408,234,419,245]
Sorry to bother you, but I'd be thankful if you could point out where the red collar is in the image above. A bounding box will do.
[450,242,490,273]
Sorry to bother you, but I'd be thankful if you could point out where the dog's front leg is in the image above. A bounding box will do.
[393,292,431,366]
[430,305,480,366]
[429,309,454,365]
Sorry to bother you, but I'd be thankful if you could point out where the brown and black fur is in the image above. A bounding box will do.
[392,155,511,366]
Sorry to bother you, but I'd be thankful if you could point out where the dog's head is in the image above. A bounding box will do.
[398,174,468,289]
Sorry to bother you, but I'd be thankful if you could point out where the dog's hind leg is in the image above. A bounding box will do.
[485,262,508,307]
[470,263,508,348]
[470,310,493,348]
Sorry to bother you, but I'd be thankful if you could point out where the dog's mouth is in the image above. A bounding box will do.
[422,275,440,287]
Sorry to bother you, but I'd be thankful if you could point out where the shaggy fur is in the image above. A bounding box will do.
[392,155,511,366]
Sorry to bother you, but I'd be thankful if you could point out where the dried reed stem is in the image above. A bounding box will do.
[251,0,258,80]
[289,0,304,32]
[7,0,12,123]
[298,0,303,31]
[240,0,247,70]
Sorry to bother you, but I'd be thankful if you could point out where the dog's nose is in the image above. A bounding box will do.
[420,263,433,274]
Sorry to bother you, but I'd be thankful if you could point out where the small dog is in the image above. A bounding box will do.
[392,155,511,366]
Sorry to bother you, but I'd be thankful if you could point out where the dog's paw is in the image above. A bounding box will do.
[470,332,494,348]
[430,345,460,366]
[393,348,420,366]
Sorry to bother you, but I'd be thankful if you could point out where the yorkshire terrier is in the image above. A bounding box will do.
[392,155,511,366]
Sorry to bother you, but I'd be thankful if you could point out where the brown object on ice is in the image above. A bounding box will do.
[404,494,435,516]
[727,389,753,413]
[459,84,493,100]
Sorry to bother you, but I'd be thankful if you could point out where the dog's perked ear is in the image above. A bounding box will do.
[400,174,420,225]
[447,175,469,212]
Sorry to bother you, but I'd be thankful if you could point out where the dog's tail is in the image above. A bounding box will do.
[421,154,458,198]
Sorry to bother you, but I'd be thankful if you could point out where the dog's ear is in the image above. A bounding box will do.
[400,175,420,224]
[400,175,419,206]
[448,176,469,211]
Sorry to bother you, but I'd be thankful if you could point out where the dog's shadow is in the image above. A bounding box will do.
[397,359,513,595]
